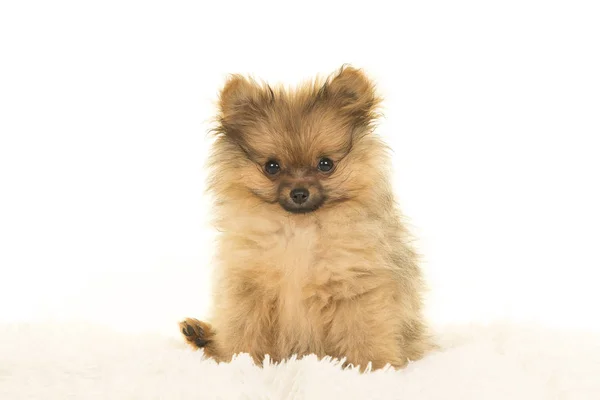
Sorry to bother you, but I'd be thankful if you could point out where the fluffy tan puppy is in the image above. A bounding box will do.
[180,65,434,371]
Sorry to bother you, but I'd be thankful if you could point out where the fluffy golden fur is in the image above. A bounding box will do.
[180,65,434,370]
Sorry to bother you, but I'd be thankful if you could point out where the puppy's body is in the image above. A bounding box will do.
[181,66,434,370]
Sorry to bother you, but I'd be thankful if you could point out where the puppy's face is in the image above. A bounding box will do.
[212,66,382,214]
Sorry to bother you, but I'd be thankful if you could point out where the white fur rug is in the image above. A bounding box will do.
[1,323,599,399]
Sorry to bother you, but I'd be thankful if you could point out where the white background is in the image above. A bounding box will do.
[1,0,599,336]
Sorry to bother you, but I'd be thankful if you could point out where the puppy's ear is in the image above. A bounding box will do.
[217,75,274,140]
[318,65,381,128]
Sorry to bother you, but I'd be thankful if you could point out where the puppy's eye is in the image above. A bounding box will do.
[265,160,280,175]
[317,157,334,173]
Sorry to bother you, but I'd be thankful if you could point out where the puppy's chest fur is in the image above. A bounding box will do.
[222,211,387,356]
[268,220,329,352]
[271,220,319,309]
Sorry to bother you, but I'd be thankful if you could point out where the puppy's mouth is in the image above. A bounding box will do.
[277,185,325,214]
[279,200,323,214]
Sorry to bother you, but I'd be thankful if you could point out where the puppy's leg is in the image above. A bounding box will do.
[209,304,276,366]
[180,305,275,366]
[179,318,222,361]
[399,318,437,362]
[327,294,414,371]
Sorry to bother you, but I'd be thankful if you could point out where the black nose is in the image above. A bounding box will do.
[290,188,309,204]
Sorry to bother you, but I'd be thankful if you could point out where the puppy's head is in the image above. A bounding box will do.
[211,66,384,214]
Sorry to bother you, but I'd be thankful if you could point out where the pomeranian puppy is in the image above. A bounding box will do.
[180,65,434,370]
